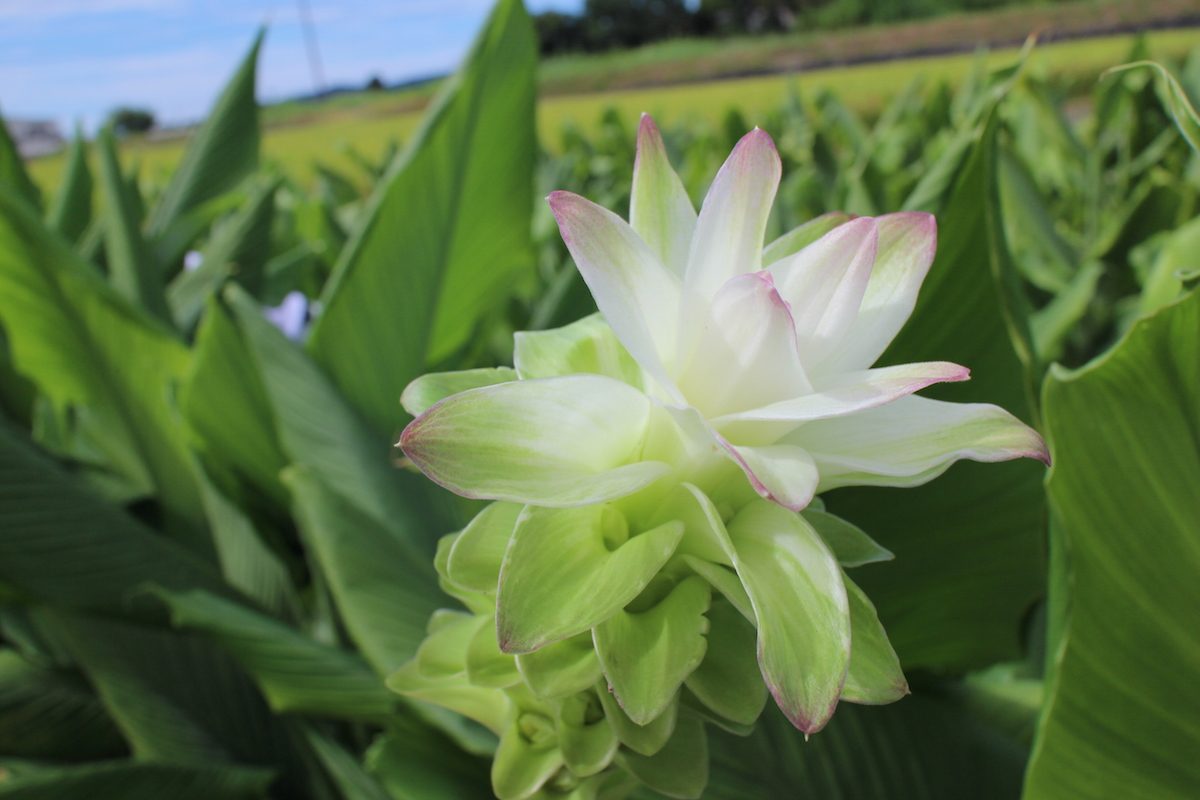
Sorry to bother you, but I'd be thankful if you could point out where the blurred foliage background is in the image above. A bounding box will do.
[1,0,1198,797]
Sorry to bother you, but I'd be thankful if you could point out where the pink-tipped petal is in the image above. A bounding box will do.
[713,361,970,427]
[793,395,1050,491]
[821,211,938,371]
[679,128,781,361]
[548,191,683,398]
[631,114,696,278]
[769,216,879,373]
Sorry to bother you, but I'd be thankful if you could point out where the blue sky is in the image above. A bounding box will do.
[0,0,581,132]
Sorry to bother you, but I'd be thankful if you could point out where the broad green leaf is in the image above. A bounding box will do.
[496,505,683,653]
[726,500,848,734]
[97,126,168,321]
[0,760,274,800]
[46,130,92,242]
[308,0,536,436]
[181,297,289,510]
[1135,215,1200,318]
[684,599,767,727]
[0,189,207,555]
[0,421,230,613]
[366,720,493,800]
[802,508,893,568]
[168,175,279,330]
[706,699,1024,799]
[828,111,1046,673]
[194,468,297,619]
[840,576,907,705]
[512,314,642,386]
[401,367,518,417]
[402,376,668,508]
[151,588,393,721]
[300,725,392,800]
[1025,289,1200,799]
[616,710,707,800]
[145,30,262,240]
[0,649,124,760]
[1031,262,1103,364]
[0,109,40,210]
[593,577,710,725]
[44,611,304,788]
[286,467,441,675]
[514,634,602,701]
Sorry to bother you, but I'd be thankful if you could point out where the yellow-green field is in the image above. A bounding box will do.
[26,28,1199,192]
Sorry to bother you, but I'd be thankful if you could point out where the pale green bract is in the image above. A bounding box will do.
[391,115,1048,799]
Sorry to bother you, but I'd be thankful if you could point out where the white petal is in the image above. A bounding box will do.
[791,395,1050,491]
[769,217,879,373]
[720,439,820,512]
[679,129,780,363]
[821,212,938,371]
[713,361,969,426]
[675,271,811,419]
[630,114,696,278]
[762,212,854,267]
[548,191,682,399]
[400,375,670,506]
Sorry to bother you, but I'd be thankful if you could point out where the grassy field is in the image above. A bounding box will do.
[26,28,1199,192]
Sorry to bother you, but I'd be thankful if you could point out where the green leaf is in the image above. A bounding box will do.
[0,649,124,760]
[683,599,767,727]
[366,720,493,800]
[616,710,707,800]
[1135,215,1200,318]
[1025,289,1200,799]
[150,588,393,721]
[0,760,273,800]
[97,126,169,321]
[46,130,92,243]
[299,725,392,800]
[827,111,1046,674]
[145,30,262,241]
[725,500,848,735]
[841,576,907,705]
[802,508,893,568]
[286,467,441,675]
[181,297,289,509]
[1031,262,1104,364]
[0,421,230,613]
[43,611,304,785]
[594,577,710,725]
[168,175,279,330]
[308,0,537,436]
[1105,61,1200,152]
[705,699,1024,799]
[0,110,41,211]
[400,367,517,417]
[496,505,683,653]
[0,189,207,555]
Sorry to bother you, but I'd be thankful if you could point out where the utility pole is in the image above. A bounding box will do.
[296,0,326,93]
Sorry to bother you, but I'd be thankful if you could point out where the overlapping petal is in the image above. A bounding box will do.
[400,375,669,506]
[630,114,696,278]
[795,395,1050,491]
[548,190,682,397]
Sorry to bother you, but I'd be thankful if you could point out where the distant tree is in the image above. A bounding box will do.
[109,107,155,136]
[696,0,800,35]
[534,11,585,55]
[580,0,694,50]
[366,75,386,91]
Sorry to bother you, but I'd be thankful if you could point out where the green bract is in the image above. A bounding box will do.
[392,116,1048,798]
